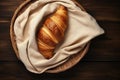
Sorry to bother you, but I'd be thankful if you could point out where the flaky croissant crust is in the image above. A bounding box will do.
[37,5,68,59]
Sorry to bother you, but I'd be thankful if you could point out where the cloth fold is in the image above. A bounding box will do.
[14,0,104,73]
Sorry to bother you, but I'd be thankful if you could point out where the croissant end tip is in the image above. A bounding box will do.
[58,5,67,10]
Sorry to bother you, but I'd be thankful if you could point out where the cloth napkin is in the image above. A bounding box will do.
[14,0,104,74]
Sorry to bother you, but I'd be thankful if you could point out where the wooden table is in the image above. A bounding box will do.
[0,0,120,80]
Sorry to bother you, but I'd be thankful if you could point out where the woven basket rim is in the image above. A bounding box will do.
[10,0,89,73]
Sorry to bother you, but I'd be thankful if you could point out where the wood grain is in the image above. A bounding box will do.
[78,0,120,21]
[0,0,25,21]
[0,0,120,80]
[0,62,120,80]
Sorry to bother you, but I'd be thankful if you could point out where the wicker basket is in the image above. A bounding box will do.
[10,0,90,73]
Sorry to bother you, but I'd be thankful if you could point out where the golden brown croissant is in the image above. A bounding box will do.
[37,5,68,59]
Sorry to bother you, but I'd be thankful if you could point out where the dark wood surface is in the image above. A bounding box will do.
[0,0,120,80]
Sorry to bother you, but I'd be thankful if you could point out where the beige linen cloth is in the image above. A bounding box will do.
[14,0,104,73]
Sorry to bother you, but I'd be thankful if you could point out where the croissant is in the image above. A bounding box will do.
[37,5,68,59]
